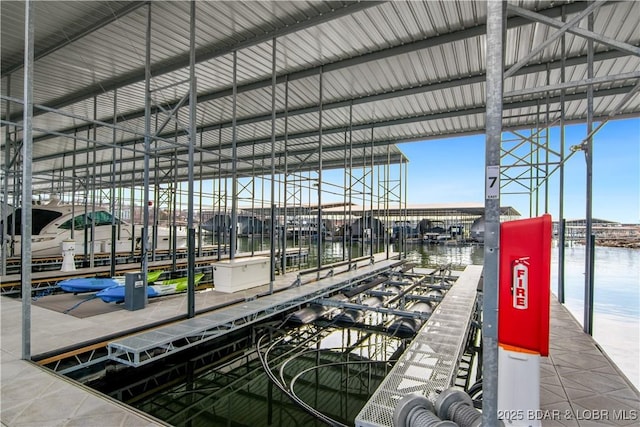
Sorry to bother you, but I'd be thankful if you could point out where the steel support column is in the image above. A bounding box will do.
[316,68,324,273]
[281,77,289,273]
[584,2,595,335]
[1,75,11,274]
[187,0,197,318]
[483,2,505,425]
[270,38,277,291]
[21,0,35,361]
[230,51,238,259]
[558,5,567,304]
[141,3,152,287]
[110,89,118,277]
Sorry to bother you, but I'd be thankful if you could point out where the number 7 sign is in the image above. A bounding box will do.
[486,165,500,199]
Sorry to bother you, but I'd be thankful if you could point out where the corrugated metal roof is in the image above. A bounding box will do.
[1,0,639,195]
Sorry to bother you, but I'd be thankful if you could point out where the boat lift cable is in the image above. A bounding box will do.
[265,316,404,419]
[288,359,394,408]
[257,334,347,427]
[255,269,438,424]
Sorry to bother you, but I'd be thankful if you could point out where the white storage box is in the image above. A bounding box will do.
[213,256,270,293]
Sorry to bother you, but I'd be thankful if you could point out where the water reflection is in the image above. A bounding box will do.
[99,323,402,427]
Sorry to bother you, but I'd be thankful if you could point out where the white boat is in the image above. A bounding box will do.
[2,198,188,258]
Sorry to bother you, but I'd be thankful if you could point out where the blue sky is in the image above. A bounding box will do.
[398,118,639,224]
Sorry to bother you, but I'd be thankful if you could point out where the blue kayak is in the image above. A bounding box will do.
[58,270,164,293]
[59,277,123,293]
[96,273,205,303]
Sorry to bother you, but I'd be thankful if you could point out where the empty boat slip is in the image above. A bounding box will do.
[107,259,403,367]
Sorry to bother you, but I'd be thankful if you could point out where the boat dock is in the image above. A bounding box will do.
[2,255,637,426]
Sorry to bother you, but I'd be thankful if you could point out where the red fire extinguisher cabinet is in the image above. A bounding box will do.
[498,214,552,356]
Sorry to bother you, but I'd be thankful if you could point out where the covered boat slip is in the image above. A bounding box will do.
[356,265,481,427]
[106,257,403,367]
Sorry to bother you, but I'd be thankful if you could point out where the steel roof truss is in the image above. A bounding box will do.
[507,3,640,58]
[504,1,604,79]
[505,70,640,99]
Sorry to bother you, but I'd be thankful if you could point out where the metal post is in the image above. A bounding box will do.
[558,5,567,304]
[282,77,289,273]
[403,159,408,259]
[348,102,353,264]
[270,38,277,291]
[385,145,390,260]
[217,128,222,260]
[370,126,374,256]
[484,1,505,425]
[342,130,348,262]
[90,96,97,268]
[544,65,550,214]
[187,0,197,318]
[198,130,203,257]
[584,2,595,335]
[21,0,35,361]
[1,75,11,273]
[110,89,118,277]
[316,67,324,272]
[230,50,238,259]
[141,3,152,288]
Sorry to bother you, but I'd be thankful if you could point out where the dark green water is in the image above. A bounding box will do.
[96,323,404,427]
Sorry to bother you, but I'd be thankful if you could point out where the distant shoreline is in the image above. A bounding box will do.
[597,239,640,249]
[572,239,640,249]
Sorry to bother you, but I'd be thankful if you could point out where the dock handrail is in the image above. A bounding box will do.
[292,255,388,286]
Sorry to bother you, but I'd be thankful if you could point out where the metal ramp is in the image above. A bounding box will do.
[355,265,482,427]
[107,259,402,367]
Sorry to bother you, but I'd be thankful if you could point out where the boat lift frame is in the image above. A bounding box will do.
[107,259,403,367]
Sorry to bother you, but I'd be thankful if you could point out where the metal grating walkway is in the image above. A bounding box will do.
[107,259,403,367]
[355,265,482,427]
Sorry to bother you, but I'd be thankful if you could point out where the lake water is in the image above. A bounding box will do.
[551,245,639,390]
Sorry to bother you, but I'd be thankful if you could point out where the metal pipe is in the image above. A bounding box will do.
[545,65,550,214]
[1,74,11,273]
[21,0,35,361]
[558,8,567,302]
[230,50,238,259]
[483,1,505,425]
[187,0,197,318]
[198,128,203,257]
[370,126,374,256]
[110,89,117,277]
[317,67,324,273]
[282,76,289,273]
[141,2,152,288]
[90,96,97,268]
[584,2,595,335]
[270,38,277,291]
[348,102,353,265]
